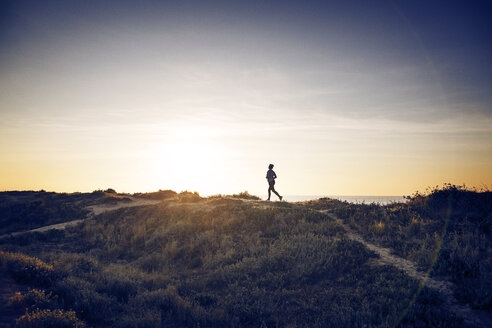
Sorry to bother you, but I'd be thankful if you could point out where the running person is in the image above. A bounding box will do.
[266,164,282,201]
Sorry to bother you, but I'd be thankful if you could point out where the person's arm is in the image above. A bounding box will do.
[273,171,277,179]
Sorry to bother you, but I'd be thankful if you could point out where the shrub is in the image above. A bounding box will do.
[90,190,105,197]
[8,289,58,310]
[95,272,137,302]
[138,189,177,200]
[178,191,201,202]
[15,309,85,328]
[4,252,57,286]
[229,191,261,201]
[112,309,162,328]
[132,286,209,326]
[0,249,5,267]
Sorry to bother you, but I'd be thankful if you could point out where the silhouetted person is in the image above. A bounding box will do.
[266,164,282,201]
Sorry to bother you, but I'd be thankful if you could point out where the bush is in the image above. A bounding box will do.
[131,286,209,326]
[8,289,58,310]
[137,189,177,200]
[178,191,201,202]
[4,252,58,286]
[0,249,6,267]
[230,191,261,201]
[16,309,85,328]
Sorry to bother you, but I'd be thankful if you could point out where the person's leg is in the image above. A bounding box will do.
[270,183,282,200]
[272,186,282,200]
[267,183,272,200]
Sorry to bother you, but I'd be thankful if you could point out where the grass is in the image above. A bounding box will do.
[1,186,488,327]
[0,190,134,235]
[329,184,492,311]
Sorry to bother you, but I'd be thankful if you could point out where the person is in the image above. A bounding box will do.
[266,164,282,201]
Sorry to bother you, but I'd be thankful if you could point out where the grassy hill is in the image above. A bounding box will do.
[0,186,490,327]
[0,189,133,235]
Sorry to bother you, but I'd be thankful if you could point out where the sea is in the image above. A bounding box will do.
[271,195,407,205]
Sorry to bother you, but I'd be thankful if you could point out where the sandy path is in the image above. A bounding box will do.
[0,199,160,240]
[85,199,160,215]
[320,210,492,327]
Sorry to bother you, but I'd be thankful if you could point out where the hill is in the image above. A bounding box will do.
[0,186,491,327]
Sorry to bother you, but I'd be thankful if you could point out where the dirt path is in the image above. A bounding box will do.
[85,198,160,215]
[319,210,492,327]
[0,199,160,240]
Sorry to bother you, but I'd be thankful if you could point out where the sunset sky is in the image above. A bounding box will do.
[1,0,491,196]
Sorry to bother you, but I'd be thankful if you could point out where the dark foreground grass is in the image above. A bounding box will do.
[0,193,467,327]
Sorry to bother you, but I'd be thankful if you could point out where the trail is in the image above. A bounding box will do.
[319,210,492,328]
[85,198,160,215]
[0,198,160,240]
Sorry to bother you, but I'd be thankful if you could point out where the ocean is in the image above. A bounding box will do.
[271,195,407,205]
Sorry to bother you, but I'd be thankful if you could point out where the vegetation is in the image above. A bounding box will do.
[0,250,85,327]
[133,189,177,201]
[330,184,492,311]
[0,186,488,327]
[2,251,57,287]
[16,309,85,328]
[0,190,132,235]
[8,289,59,311]
[207,191,262,201]
[229,191,262,200]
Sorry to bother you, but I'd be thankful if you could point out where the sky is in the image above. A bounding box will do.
[0,0,491,196]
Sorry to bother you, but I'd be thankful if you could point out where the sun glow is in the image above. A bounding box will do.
[146,125,229,194]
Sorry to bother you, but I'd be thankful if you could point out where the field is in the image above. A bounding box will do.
[0,186,490,327]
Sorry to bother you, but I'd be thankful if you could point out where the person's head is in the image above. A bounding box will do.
[268,164,274,170]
